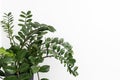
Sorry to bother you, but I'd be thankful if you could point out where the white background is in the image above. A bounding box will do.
[1,0,120,80]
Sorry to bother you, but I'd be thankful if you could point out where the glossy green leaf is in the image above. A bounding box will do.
[20,14,26,18]
[3,66,16,74]
[27,19,32,22]
[41,78,49,80]
[47,26,56,32]
[18,19,24,22]
[0,70,5,76]
[39,65,50,73]
[27,15,32,18]
[60,48,65,55]
[58,38,64,44]
[21,11,26,15]
[8,12,11,16]
[18,32,25,39]
[15,36,23,43]
[57,46,60,52]
[18,24,25,27]
[19,63,29,73]
[73,66,78,71]
[16,49,27,61]
[27,11,31,15]
[19,73,32,80]
[4,76,18,80]
[21,27,28,35]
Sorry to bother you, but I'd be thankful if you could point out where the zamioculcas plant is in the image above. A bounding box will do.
[0,11,78,80]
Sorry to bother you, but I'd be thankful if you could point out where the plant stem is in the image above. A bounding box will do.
[37,72,40,80]
[43,55,54,58]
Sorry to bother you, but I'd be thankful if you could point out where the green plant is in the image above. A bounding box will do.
[0,11,78,80]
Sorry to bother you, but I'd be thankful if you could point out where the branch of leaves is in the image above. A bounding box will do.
[18,11,56,35]
[15,23,56,49]
[43,37,78,76]
[18,11,33,26]
[1,12,14,33]
[1,12,14,45]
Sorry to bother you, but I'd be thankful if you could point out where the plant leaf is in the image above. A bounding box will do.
[0,70,5,76]
[4,76,18,80]
[31,66,40,73]
[19,63,29,73]
[41,78,49,80]
[18,32,25,39]
[27,11,31,15]
[48,26,56,32]
[39,65,50,73]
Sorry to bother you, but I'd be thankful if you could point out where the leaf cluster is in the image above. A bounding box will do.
[0,11,78,80]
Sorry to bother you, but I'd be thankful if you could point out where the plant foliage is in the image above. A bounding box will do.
[0,11,78,80]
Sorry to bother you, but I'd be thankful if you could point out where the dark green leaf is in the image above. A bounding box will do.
[39,65,50,73]
[52,44,57,50]
[27,19,32,22]
[8,12,11,16]
[27,11,31,15]
[16,49,27,61]
[60,48,65,55]
[21,11,26,15]
[73,66,78,71]
[18,19,24,22]
[72,71,79,77]
[4,76,18,80]
[45,43,49,48]
[58,38,64,44]
[19,63,29,73]
[41,78,49,80]
[3,57,14,64]
[46,38,51,42]
[52,37,58,43]
[18,24,25,27]
[57,46,60,52]
[20,14,26,18]
[21,27,28,35]
[19,73,32,80]
[34,22,40,27]
[48,26,56,32]
[68,58,76,67]
[62,42,72,50]
[3,66,16,74]
[15,36,23,43]
[27,15,32,18]
[18,32,25,39]
[0,70,5,76]
[29,56,35,64]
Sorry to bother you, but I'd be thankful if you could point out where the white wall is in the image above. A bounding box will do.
[1,0,120,80]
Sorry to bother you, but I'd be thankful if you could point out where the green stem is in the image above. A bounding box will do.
[43,55,54,58]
